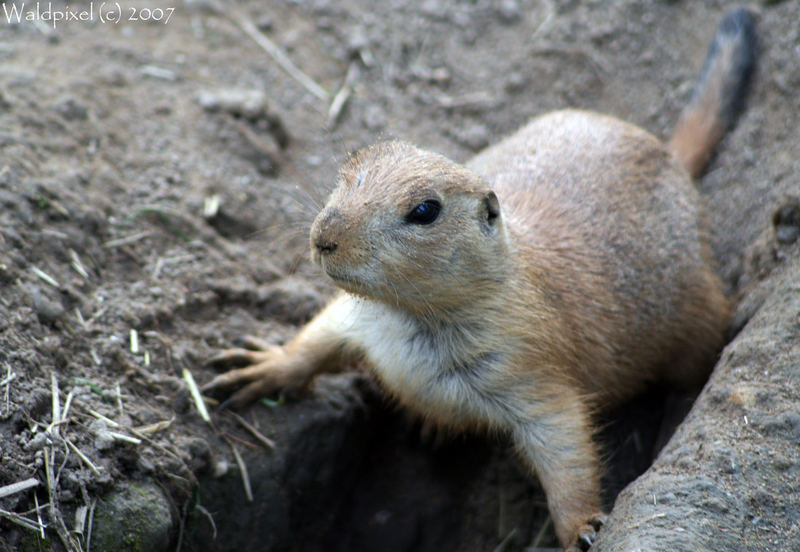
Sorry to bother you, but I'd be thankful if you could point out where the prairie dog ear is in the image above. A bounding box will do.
[484,190,500,224]
[481,190,501,235]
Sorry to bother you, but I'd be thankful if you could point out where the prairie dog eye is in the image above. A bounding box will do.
[405,200,441,225]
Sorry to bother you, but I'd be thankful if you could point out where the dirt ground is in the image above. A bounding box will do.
[0,1,798,551]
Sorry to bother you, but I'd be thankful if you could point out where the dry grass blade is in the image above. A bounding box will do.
[86,498,96,552]
[44,448,81,551]
[227,11,328,101]
[32,266,60,287]
[1,368,17,386]
[183,369,211,423]
[492,527,518,552]
[103,231,153,249]
[529,515,552,550]
[203,194,220,218]
[0,505,42,532]
[115,383,124,418]
[34,493,45,538]
[226,115,281,162]
[327,61,360,129]
[69,249,89,279]
[62,390,75,423]
[87,409,120,428]
[2,364,12,414]
[133,418,173,435]
[194,504,218,540]
[226,438,253,502]
[75,307,87,329]
[0,478,39,499]
[129,329,139,354]
[65,439,101,476]
[530,0,556,43]
[50,373,61,436]
[108,431,143,445]
[227,411,275,450]
[73,504,87,536]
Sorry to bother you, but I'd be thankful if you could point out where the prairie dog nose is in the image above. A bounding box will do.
[310,207,342,256]
[314,238,338,255]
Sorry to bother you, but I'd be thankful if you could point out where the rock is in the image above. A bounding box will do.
[31,289,65,325]
[91,482,175,552]
[497,0,521,23]
[454,123,490,151]
[504,71,528,93]
[363,103,387,131]
[90,419,115,451]
[53,97,89,121]
[196,89,269,121]
[23,432,50,452]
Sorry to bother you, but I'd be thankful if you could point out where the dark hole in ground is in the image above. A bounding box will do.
[187,378,702,552]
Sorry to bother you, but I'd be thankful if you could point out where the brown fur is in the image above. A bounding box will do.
[669,7,756,177]
[205,9,755,550]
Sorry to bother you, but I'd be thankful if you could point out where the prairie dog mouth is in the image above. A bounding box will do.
[323,265,362,287]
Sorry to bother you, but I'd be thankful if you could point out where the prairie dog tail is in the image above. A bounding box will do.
[668,7,756,178]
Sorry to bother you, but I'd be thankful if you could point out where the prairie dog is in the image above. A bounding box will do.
[204,8,755,551]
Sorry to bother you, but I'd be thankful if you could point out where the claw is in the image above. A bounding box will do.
[240,335,277,351]
[573,513,606,551]
[590,514,606,531]
[216,396,236,412]
[205,348,271,369]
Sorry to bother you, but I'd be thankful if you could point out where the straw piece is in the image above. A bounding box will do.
[108,432,143,445]
[228,411,275,450]
[228,11,328,101]
[183,369,211,423]
[32,266,60,287]
[227,440,253,502]
[65,439,101,476]
[0,478,39,500]
[87,409,120,428]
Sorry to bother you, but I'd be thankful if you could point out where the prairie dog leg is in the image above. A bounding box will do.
[203,294,357,407]
[511,388,605,550]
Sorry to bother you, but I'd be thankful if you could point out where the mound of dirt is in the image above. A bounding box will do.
[0,1,798,551]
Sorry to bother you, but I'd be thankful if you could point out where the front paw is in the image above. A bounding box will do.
[566,513,606,552]
[202,336,298,408]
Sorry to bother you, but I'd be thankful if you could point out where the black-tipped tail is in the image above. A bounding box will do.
[668,7,756,178]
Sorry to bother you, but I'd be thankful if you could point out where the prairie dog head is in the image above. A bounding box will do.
[310,141,509,316]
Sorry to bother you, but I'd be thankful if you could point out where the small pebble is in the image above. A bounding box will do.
[457,123,490,151]
[497,0,521,23]
[137,455,156,473]
[363,104,387,131]
[24,432,50,452]
[90,420,115,451]
[213,459,229,478]
[32,290,65,324]
[256,15,274,31]
[504,71,528,93]
[197,88,269,121]
[346,26,370,54]
[53,97,89,121]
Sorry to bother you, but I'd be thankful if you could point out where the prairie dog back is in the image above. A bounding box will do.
[468,110,728,402]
